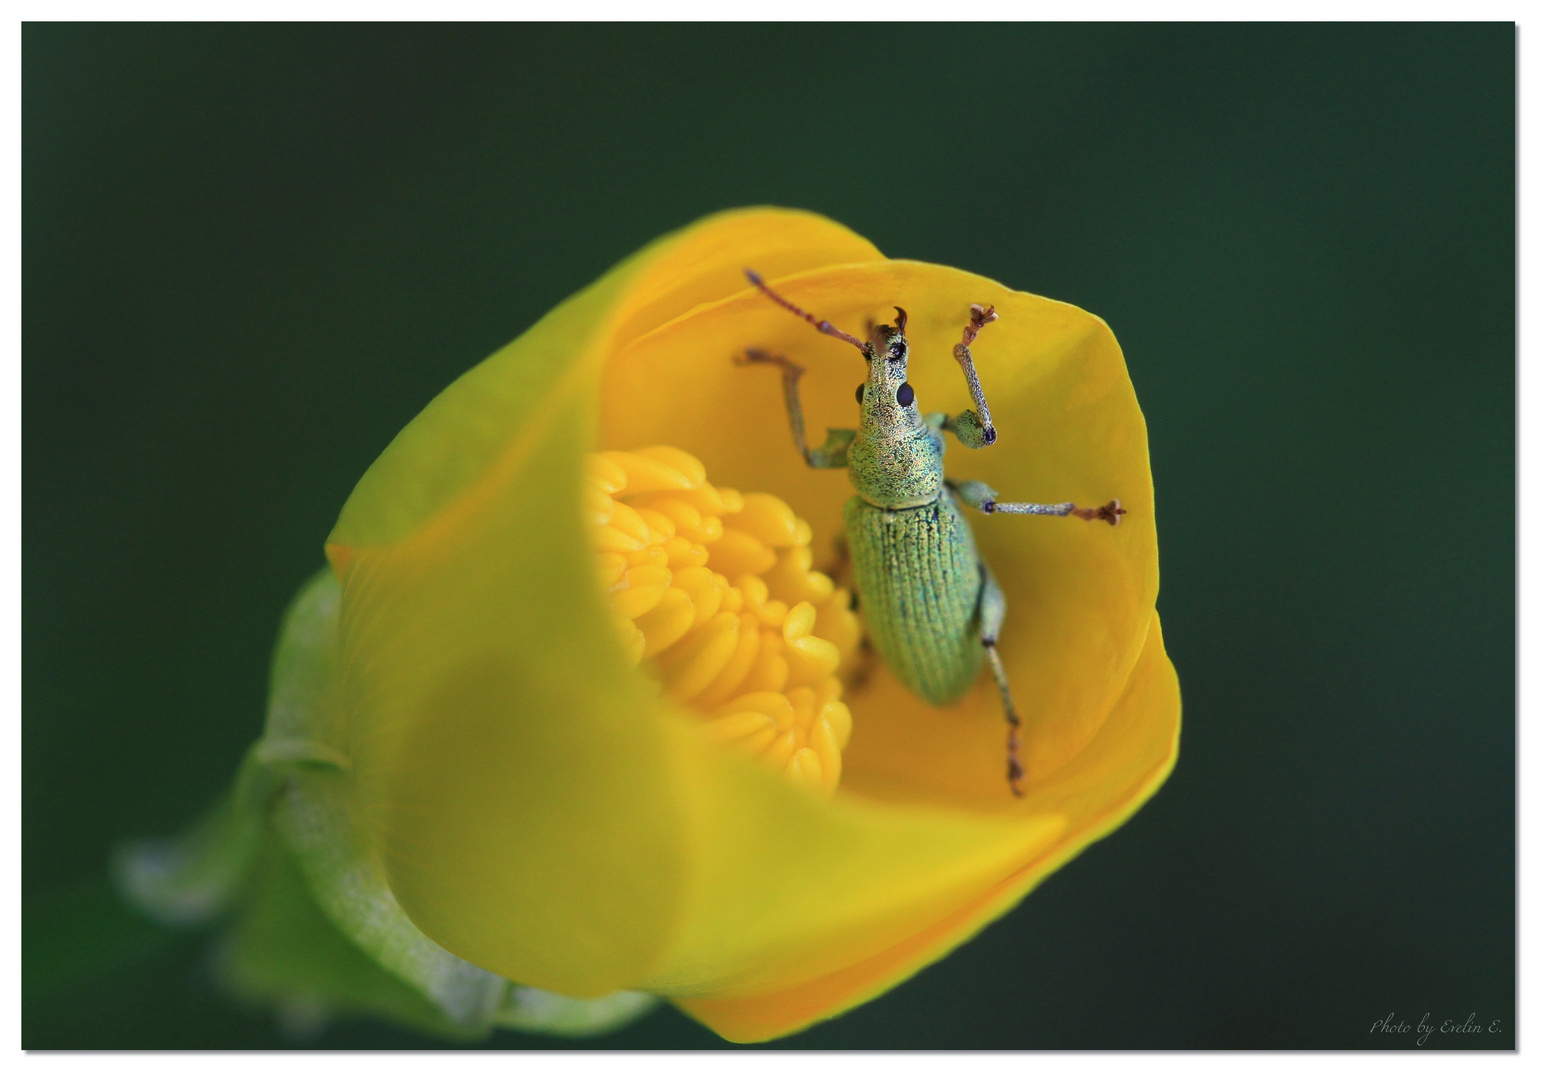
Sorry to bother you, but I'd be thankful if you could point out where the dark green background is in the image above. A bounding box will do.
[23,23,1514,1049]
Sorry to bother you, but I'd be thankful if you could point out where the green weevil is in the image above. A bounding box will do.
[738,270,1125,796]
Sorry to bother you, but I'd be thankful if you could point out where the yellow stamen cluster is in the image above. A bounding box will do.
[588,446,862,795]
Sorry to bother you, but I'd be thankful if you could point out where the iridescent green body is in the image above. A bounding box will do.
[844,490,983,705]
[739,272,1124,793]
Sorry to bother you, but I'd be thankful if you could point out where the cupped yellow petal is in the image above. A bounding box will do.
[321,207,1176,1041]
[676,613,1180,1042]
[336,415,683,998]
[325,208,885,999]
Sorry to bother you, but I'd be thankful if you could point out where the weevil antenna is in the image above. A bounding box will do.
[745,269,868,354]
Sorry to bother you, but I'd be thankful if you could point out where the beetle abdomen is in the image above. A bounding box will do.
[843,493,984,705]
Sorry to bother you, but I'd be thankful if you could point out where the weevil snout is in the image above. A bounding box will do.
[863,306,911,395]
[858,307,921,428]
[867,306,910,368]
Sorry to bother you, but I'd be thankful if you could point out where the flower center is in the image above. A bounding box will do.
[587,446,860,795]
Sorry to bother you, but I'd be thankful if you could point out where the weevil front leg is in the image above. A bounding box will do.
[975,560,1024,797]
[943,304,1001,449]
[735,349,856,469]
[950,479,1127,526]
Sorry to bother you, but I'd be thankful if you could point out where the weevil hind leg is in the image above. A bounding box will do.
[976,561,1024,797]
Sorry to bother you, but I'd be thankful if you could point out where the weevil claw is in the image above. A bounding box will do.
[961,304,998,348]
[1072,499,1126,526]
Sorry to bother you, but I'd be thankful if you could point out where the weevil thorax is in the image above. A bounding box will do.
[849,308,946,510]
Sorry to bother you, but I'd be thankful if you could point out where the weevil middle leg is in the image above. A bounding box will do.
[951,478,1127,526]
[974,559,1024,796]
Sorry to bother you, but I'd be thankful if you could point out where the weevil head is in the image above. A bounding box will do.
[850,305,944,506]
[856,307,921,438]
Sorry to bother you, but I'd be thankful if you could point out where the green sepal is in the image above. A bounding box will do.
[114,567,656,1040]
[496,985,658,1038]
[113,747,277,927]
[219,830,490,1041]
[271,761,508,1030]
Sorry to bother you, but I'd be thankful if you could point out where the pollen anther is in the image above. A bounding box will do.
[588,446,859,795]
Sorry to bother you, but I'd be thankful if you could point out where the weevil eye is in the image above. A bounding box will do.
[896,382,915,407]
[888,341,904,360]
[855,383,865,404]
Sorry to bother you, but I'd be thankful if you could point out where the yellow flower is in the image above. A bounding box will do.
[315,206,1178,1042]
[117,207,1175,1043]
